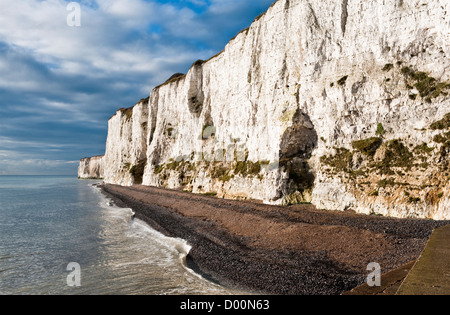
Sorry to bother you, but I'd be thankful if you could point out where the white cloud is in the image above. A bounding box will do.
[0,136,70,150]
[0,156,79,175]
[0,0,202,78]
[0,0,274,175]
[97,0,155,21]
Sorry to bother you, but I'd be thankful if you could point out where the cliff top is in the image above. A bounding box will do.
[80,154,104,161]
[110,97,150,120]
[152,0,279,91]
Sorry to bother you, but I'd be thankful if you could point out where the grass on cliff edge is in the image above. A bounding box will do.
[401,66,450,102]
[430,113,450,130]
[352,137,383,156]
[320,148,353,172]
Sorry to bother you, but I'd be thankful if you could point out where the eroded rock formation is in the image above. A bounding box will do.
[79,0,450,219]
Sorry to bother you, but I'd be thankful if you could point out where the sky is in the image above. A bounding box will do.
[0,0,274,175]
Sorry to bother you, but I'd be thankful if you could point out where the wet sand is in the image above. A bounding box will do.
[100,184,449,295]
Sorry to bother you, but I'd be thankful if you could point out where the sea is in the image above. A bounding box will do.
[0,175,241,295]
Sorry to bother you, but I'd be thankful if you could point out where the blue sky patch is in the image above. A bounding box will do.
[0,0,273,175]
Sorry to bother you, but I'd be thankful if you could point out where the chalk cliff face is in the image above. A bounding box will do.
[102,99,149,186]
[80,0,450,219]
[78,155,104,179]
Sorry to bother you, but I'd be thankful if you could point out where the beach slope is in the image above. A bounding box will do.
[100,184,448,295]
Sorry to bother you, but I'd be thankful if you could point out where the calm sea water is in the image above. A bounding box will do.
[0,176,240,295]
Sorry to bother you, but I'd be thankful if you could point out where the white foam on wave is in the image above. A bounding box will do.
[128,218,201,278]
[89,184,210,283]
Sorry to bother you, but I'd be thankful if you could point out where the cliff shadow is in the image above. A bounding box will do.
[130,159,147,185]
[279,109,318,202]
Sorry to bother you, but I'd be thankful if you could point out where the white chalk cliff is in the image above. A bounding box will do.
[102,99,149,186]
[79,0,450,219]
[78,155,104,179]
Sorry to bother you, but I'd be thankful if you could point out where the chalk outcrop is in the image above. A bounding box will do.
[78,155,104,179]
[79,0,450,219]
[102,98,149,186]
